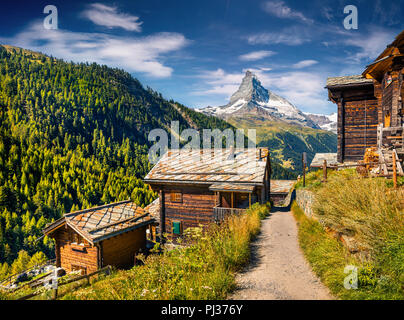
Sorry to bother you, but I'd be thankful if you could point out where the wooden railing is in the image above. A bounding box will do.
[377,124,403,150]
[16,265,112,300]
[0,259,56,288]
[213,207,246,222]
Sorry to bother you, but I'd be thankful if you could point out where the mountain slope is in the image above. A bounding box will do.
[198,70,337,174]
[0,45,236,271]
[304,112,337,134]
[227,115,337,174]
[198,71,319,129]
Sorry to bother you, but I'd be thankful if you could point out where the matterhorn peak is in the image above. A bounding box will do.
[198,71,319,129]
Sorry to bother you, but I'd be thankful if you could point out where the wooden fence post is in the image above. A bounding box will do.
[323,160,327,182]
[52,288,58,300]
[393,151,397,189]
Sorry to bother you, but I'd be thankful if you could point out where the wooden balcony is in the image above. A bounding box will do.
[213,206,246,222]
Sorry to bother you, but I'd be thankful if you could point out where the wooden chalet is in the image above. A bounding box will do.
[144,148,271,239]
[43,201,155,274]
[270,180,295,206]
[327,30,404,172]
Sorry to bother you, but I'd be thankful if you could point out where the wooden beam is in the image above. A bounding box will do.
[159,190,165,243]
[323,160,328,182]
[393,151,397,189]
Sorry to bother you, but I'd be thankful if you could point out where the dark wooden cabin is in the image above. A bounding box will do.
[326,75,378,163]
[327,30,404,164]
[144,148,271,239]
[43,201,155,274]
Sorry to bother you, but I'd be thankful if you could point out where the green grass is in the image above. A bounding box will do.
[291,172,404,300]
[9,203,269,300]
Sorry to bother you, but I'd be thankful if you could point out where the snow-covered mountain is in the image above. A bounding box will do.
[197,71,320,129]
[304,112,337,134]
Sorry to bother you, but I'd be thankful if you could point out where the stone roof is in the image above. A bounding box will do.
[326,75,373,88]
[144,148,270,186]
[310,153,338,168]
[209,183,255,193]
[43,200,155,244]
[144,198,160,222]
[270,180,295,194]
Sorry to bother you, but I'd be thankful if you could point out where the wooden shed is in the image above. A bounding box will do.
[43,200,155,274]
[144,148,271,240]
[326,75,378,163]
[270,180,295,206]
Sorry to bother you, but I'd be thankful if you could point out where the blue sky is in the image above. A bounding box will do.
[0,0,403,114]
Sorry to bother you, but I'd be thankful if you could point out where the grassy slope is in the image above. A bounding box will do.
[292,170,404,300]
[227,115,337,174]
[2,204,270,300]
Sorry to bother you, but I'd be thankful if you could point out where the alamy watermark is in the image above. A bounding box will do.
[147,122,260,172]
[43,5,58,30]
[344,265,358,290]
[343,5,358,30]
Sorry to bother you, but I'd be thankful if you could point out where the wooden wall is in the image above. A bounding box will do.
[343,99,379,161]
[330,84,378,162]
[101,226,147,269]
[162,186,216,237]
[54,226,99,274]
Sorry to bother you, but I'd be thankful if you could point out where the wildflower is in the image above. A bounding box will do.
[202,286,212,290]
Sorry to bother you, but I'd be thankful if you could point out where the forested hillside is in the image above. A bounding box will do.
[0,45,236,276]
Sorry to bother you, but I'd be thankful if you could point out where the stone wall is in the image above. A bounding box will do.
[295,189,315,218]
[295,188,369,259]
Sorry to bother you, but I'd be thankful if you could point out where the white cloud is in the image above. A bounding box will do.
[246,27,311,46]
[83,3,143,31]
[344,29,396,62]
[239,50,276,61]
[0,22,188,78]
[292,60,318,69]
[193,68,244,96]
[262,1,313,24]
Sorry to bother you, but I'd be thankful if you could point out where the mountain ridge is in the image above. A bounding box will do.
[198,71,320,129]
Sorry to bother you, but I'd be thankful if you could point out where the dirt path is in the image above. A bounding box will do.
[229,209,333,300]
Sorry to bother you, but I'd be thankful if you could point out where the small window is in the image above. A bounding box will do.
[172,221,182,235]
[170,192,182,203]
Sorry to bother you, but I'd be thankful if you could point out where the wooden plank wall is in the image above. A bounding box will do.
[54,226,99,274]
[101,226,147,269]
[343,99,379,161]
[163,186,216,237]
